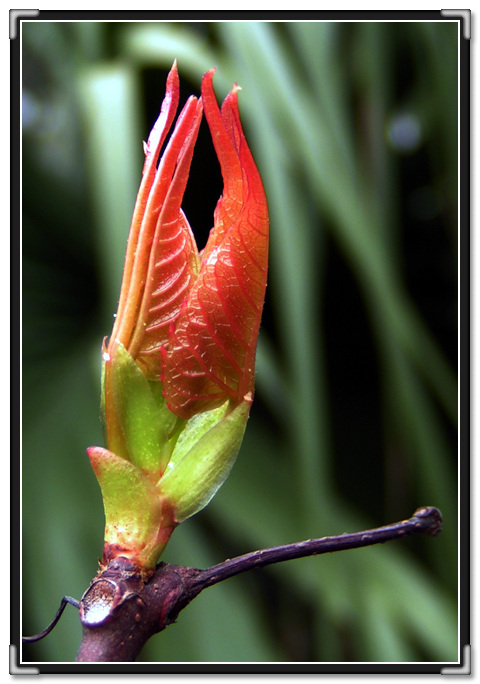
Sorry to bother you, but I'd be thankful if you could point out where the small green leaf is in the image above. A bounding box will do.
[108,340,183,478]
[158,400,250,522]
[165,400,230,469]
[87,446,174,569]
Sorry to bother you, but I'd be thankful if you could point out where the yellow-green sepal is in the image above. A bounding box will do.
[87,446,175,571]
[106,339,184,480]
[158,399,250,522]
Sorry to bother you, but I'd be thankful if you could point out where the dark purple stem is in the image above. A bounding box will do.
[189,506,442,592]
[24,506,442,662]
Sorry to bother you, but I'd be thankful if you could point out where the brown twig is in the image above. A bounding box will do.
[24,506,442,662]
[188,505,443,593]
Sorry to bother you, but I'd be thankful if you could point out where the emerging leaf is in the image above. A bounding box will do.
[160,69,269,419]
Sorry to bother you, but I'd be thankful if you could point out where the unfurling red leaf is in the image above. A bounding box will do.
[160,69,269,419]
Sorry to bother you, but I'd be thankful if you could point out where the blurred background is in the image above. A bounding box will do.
[21,20,459,663]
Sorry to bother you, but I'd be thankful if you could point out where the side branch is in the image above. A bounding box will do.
[189,506,443,593]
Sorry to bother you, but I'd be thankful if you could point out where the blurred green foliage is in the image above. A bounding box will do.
[21,20,458,663]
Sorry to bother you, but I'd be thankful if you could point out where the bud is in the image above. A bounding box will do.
[87,63,269,572]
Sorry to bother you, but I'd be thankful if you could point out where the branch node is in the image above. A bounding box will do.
[411,506,443,536]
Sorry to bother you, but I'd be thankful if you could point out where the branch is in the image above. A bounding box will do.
[188,505,443,593]
[24,506,442,662]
